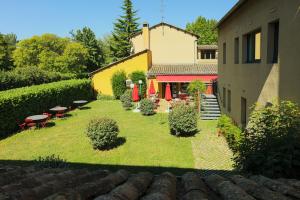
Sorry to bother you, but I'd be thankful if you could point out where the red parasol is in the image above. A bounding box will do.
[132,84,140,102]
[165,83,172,101]
[148,80,156,96]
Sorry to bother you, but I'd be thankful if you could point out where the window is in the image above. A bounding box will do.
[223,43,226,64]
[241,97,247,128]
[227,90,231,112]
[200,50,216,59]
[267,20,279,63]
[234,37,239,64]
[223,87,226,108]
[243,29,261,63]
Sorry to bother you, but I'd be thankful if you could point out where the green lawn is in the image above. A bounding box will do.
[0,100,233,175]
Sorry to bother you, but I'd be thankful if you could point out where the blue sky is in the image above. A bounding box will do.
[0,0,238,40]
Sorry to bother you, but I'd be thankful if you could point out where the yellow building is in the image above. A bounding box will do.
[91,22,218,98]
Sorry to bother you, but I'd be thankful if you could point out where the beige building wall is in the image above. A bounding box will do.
[218,0,300,127]
[131,24,198,64]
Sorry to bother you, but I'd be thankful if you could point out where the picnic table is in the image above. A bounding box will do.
[50,106,68,118]
[26,115,48,128]
[49,106,68,112]
[73,100,88,108]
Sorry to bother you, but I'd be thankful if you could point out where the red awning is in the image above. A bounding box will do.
[156,75,218,83]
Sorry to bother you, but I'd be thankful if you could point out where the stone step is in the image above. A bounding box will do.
[202,98,218,102]
[202,94,217,99]
[201,116,220,120]
[202,104,219,108]
[202,102,219,105]
[202,107,220,111]
[201,113,221,118]
[202,110,221,114]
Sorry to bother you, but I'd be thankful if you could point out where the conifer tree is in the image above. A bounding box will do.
[110,0,139,61]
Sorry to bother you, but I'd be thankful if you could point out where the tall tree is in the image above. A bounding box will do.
[13,34,88,74]
[71,27,104,72]
[186,16,218,45]
[98,35,114,65]
[0,33,17,70]
[110,0,140,61]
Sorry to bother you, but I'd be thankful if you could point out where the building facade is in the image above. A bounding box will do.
[217,0,300,127]
[92,22,218,98]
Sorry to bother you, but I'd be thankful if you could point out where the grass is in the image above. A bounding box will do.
[0,100,233,175]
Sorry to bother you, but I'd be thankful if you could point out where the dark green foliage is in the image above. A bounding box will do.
[186,16,218,45]
[217,115,242,153]
[35,154,68,168]
[120,90,132,110]
[140,98,155,116]
[235,101,300,178]
[86,117,119,150]
[111,70,127,99]
[71,27,104,72]
[187,80,206,96]
[0,79,93,137]
[110,0,140,60]
[97,93,115,101]
[129,71,146,98]
[0,66,76,91]
[169,104,198,136]
[0,33,16,71]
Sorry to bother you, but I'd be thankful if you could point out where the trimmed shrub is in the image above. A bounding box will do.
[0,66,76,91]
[217,115,242,153]
[235,101,300,178]
[120,90,132,110]
[86,117,119,150]
[97,93,115,101]
[168,103,198,136]
[129,71,147,98]
[35,154,68,168]
[140,98,155,115]
[111,70,127,99]
[0,79,93,138]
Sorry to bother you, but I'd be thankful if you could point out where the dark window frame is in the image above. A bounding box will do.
[267,20,279,64]
[223,43,226,64]
[223,87,226,108]
[234,37,239,64]
[243,29,262,64]
[227,90,231,112]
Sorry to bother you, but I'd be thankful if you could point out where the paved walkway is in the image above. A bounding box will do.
[192,120,235,177]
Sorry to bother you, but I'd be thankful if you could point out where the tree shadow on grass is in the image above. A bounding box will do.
[170,129,201,138]
[100,137,126,151]
[0,159,237,176]
[78,106,91,110]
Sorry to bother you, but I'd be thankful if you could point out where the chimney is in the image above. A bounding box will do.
[142,22,150,50]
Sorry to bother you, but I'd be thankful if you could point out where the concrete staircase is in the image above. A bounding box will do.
[200,94,221,120]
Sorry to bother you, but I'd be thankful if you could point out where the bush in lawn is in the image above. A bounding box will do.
[217,115,242,153]
[111,70,127,99]
[35,154,68,168]
[0,66,76,91]
[120,90,132,110]
[168,103,198,136]
[129,71,147,98]
[140,98,155,115]
[86,117,119,150]
[235,101,300,178]
[0,79,93,138]
[97,93,115,101]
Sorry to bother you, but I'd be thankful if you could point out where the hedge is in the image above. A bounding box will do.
[0,67,77,91]
[0,79,93,137]
[217,115,242,153]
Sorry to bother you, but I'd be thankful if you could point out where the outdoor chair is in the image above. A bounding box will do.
[17,120,26,131]
[43,112,52,120]
[25,118,36,128]
[56,113,65,118]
